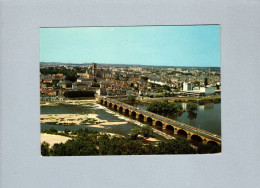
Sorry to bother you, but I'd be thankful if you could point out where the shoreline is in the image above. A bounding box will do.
[40,99,174,141]
[120,95,221,104]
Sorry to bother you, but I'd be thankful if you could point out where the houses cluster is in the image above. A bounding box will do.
[40,62,221,100]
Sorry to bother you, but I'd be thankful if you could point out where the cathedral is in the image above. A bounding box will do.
[82,63,113,79]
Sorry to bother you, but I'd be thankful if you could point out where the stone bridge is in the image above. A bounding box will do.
[97,97,221,146]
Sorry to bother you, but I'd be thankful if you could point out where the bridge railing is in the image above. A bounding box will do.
[99,97,221,142]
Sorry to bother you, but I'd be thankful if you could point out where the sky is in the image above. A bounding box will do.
[40,25,220,67]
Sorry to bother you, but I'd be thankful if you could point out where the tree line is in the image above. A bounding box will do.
[41,127,196,156]
[41,127,221,156]
[40,67,86,82]
[147,101,198,114]
[63,91,95,98]
[147,101,183,113]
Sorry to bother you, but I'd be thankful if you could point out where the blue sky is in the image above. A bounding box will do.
[40,25,220,67]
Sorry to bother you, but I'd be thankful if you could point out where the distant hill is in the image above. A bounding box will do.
[40,62,220,70]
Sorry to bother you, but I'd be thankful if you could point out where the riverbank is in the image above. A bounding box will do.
[40,99,97,106]
[41,99,174,141]
[41,113,129,127]
[120,95,221,104]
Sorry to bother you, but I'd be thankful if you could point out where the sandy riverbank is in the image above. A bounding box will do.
[41,113,130,127]
[40,99,97,106]
[41,133,71,147]
[40,114,101,125]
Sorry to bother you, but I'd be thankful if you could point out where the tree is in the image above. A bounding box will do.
[156,138,196,154]
[141,125,153,137]
[186,103,198,112]
[130,127,141,140]
[127,95,136,104]
[41,141,50,156]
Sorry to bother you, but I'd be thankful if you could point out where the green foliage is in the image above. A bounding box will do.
[186,103,198,112]
[163,85,171,91]
[52,79,60,86]
[64,91,95,98]
[156,138,196,154]
[130,125,153,139]
[141,125,153,137]
[163,92,175,97]
[41,141,50,156]
[197,143,221,154]
[48,127,58,134]
[40,67,79,82]
[127,95,136,103]
[64,129,70,134]
[141,76,149,81]
[46,83,52,87]
[130,127,141,140]
[42,128,197,156]
[147,101,183,113]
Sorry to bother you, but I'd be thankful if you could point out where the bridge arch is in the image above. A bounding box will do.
[177,129,187,138]
[146,117,153,126]
[100,99,103,104]
[207,141,219,146]
[131,111,137,119]
[155,121,163,129]
[119,106,123,113]
[138,114,144,122]
[165,125,175,135]
[113,104,118,111]
[104,101,107,106]
[191,134,203,143]
[166,125,174,130]
[108,102,112,108]
[124,109,129,116]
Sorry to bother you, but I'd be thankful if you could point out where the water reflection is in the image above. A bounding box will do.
[137,102,221,136]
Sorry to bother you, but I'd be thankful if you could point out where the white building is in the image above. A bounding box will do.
[183,82,194,91]
[200,86,215,94]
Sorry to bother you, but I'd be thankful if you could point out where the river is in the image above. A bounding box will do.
[136,102,221,135]
[41,101,221,141]
[41,103,168,140]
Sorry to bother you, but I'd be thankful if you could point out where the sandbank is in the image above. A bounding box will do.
[41,133,71,147]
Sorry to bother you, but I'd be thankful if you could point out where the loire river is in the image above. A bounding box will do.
[41,101,221,138]
[41,103,168,140]
[137,102,221,136]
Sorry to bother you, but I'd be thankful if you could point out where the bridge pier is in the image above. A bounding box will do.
[162,124,166,129]
[202,139,208,145]
[187,133,192,141]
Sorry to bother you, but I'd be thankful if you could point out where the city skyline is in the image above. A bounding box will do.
[40,25,220,67]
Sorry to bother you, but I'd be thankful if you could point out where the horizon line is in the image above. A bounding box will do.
[40,62,220,68]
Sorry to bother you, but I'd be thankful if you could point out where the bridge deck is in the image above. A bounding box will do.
[99,97,221,143]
